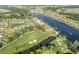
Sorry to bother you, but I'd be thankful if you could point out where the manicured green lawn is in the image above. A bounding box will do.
[0,31,49,54]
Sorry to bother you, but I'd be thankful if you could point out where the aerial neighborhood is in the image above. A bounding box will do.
[0,5,79,54]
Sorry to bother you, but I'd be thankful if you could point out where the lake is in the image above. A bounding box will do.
[31,13,79,41]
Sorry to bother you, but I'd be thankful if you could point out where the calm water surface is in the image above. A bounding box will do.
[31,13,79,41]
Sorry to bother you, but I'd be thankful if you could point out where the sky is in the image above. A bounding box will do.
[0,0,79,5]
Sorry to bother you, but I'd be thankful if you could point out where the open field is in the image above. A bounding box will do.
[0,31,50,54]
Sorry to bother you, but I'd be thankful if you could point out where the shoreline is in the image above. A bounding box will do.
[30,9,79,30]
